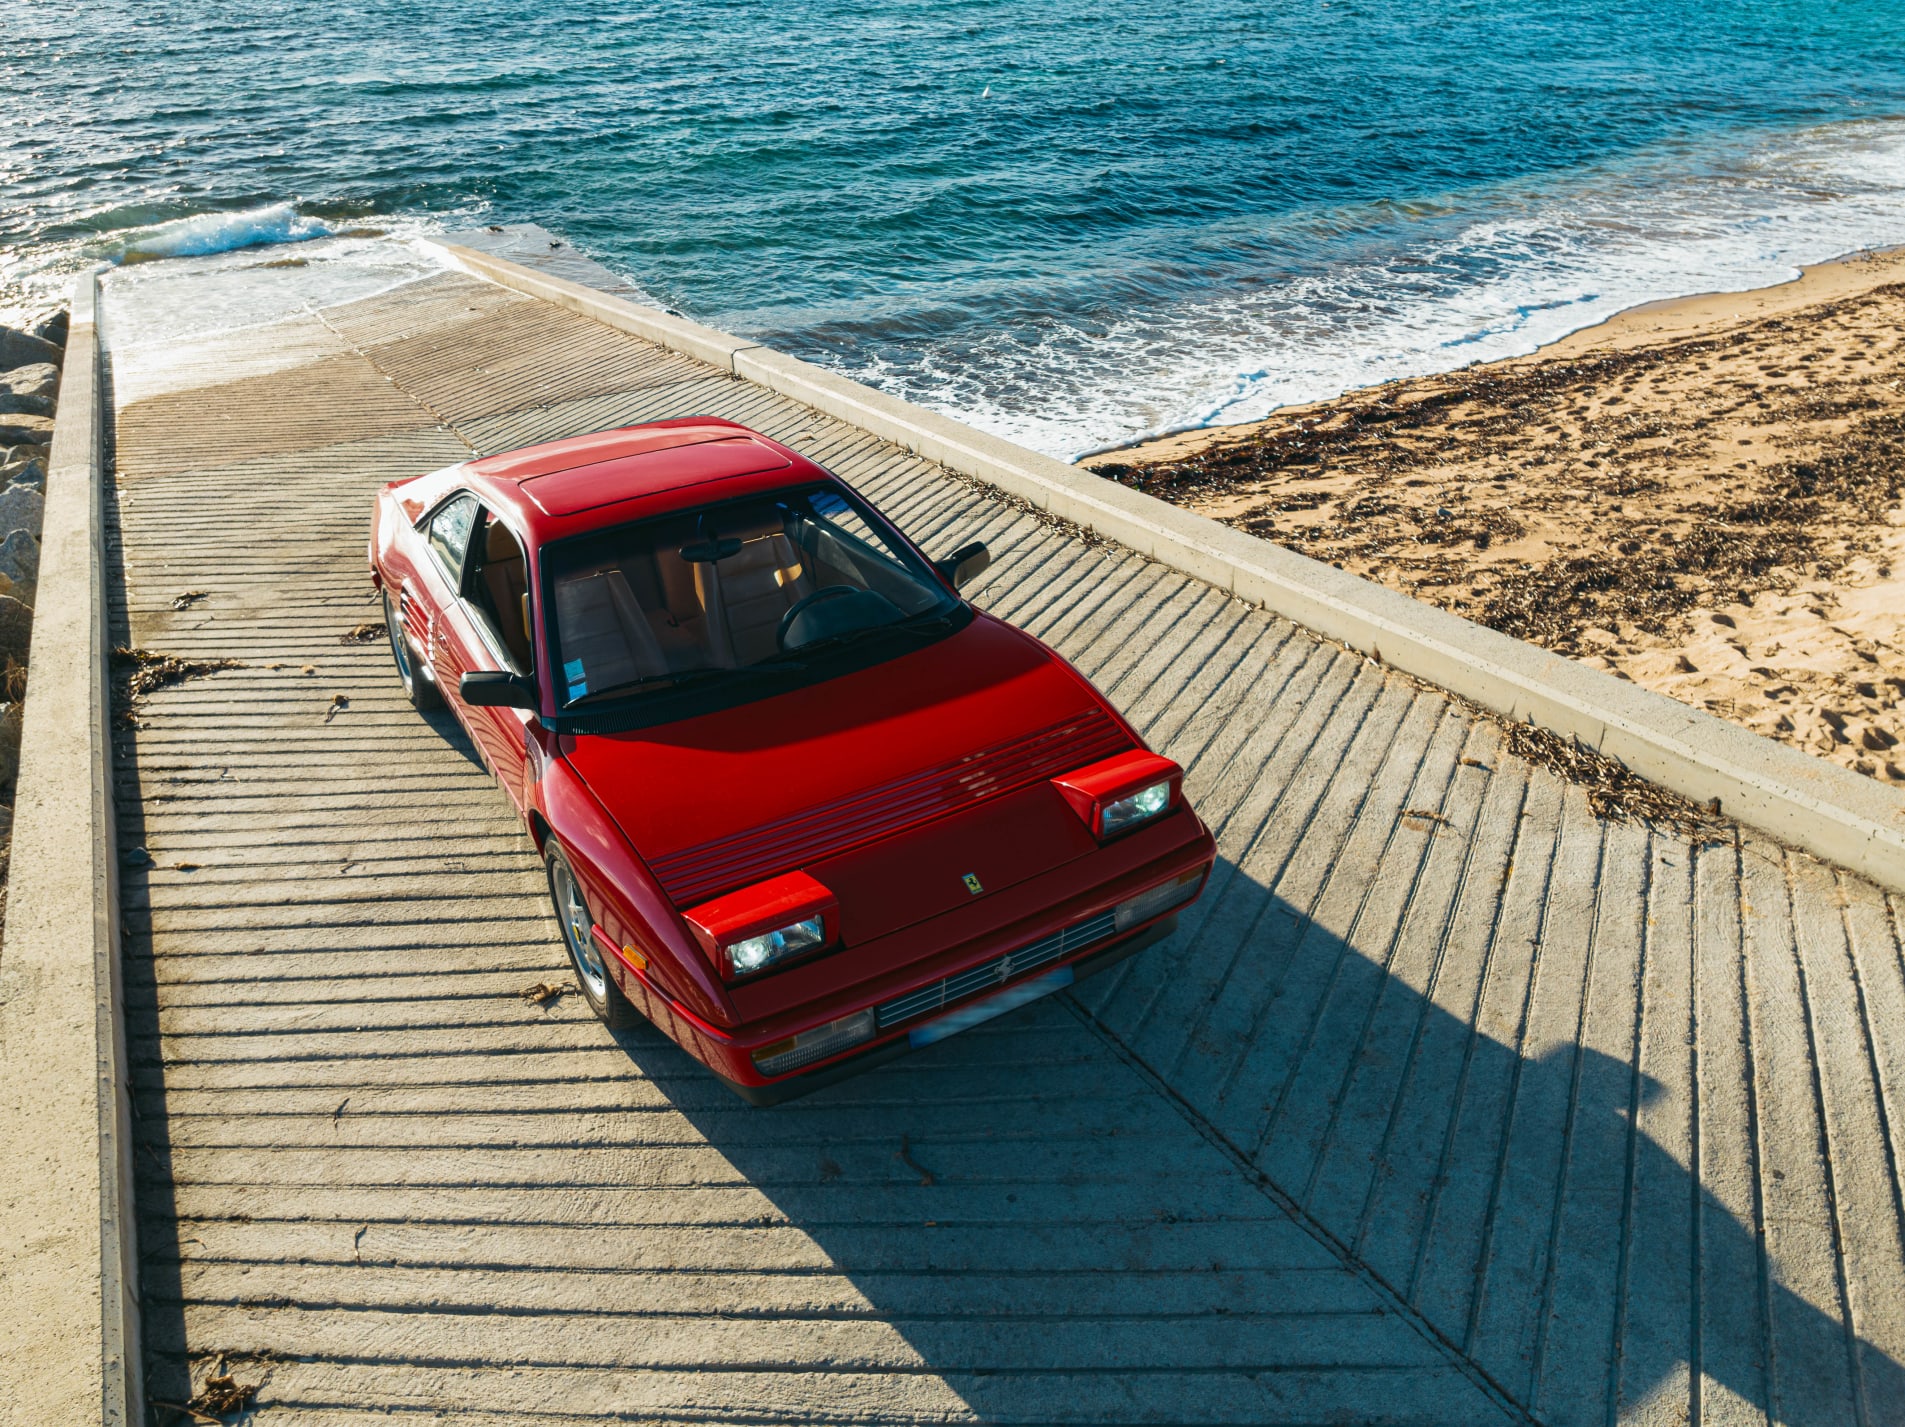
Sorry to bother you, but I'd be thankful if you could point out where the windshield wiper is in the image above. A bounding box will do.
[567,667,732,704]
[768,608,960,661]
[567,661,812,707]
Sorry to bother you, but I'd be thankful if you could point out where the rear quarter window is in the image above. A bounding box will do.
[425,493,480,585]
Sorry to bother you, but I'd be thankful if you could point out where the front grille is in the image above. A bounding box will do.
[651,709,1130,906]
[877,910,1118,1030]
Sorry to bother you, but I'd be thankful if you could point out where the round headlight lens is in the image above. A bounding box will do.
[724,915,826,976]
[1100,778,1173,837]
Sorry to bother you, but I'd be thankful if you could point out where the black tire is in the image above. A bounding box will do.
[545,843,640,1029]
[383,589,442,711]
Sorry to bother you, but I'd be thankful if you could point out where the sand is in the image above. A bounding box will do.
[1091,248,1905,786]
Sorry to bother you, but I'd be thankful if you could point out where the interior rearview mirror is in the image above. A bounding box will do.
[460,670,536,709]
[935,540,991,590]
[678,536,744,563]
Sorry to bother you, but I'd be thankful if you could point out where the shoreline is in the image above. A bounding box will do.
[1095,243,1905,466]
[1087,245,1905,785]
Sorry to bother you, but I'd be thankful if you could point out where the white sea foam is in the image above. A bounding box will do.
[101,219,453,376]
[115,202,334,262]
[861,116,1905,461]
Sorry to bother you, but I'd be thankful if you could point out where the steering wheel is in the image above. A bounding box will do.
[776,585,860,651]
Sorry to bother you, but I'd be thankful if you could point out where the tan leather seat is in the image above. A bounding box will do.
[552,568,665,698]
[695,520,813,665]
[479,522,534,670]
[648,545,713,661]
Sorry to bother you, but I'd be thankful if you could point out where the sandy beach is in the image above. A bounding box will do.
[1091,248,1905,786]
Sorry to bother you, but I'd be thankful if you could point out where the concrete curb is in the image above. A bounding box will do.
[0,272,140,1427]
[429,237,761,373]
[433,240,1905,891]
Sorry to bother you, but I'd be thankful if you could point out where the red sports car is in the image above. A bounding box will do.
[369,417,1215,1102]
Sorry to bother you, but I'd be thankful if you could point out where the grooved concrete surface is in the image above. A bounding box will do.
[101,240,1905,1426]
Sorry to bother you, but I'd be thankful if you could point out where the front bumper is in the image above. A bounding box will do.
[612,813,1214,1100]
[720,912,1183,1106]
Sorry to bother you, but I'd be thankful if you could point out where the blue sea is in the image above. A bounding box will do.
[7,0,1905,457]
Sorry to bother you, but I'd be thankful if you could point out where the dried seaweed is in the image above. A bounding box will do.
[113,648,241,700]
[1474,521,1816,653]
[111,650,242,730]
[154,1354,262,1422]
[520,980,574,1006]
[896,1132,937,1186]
[1493,718,1727,841]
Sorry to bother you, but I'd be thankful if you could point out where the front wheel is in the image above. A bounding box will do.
[546,843,639,1029]
[383,589,442,711]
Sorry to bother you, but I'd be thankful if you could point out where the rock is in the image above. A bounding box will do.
[0,530,39,601]
[2,363,59,398]
[30,309,68,345]
[0,595,31,665]
[0,701,21,791]
[0,364,58,418]
[0,325,60,370]
[0,414,54,447]
[0,488,43,540]
[0,391,51,418]
[1,443,50,487]
[0,701,18,774]
[3,363,58,398]
[0,459,44,492]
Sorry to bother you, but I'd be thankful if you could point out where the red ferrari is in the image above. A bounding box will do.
[369,417,1215,1102]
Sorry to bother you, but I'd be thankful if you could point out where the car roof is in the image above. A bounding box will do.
[410,418,837,544]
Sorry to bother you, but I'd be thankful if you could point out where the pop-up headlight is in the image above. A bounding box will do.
[725,916,825,976]
[684,870,839,981]
[1053,750,1183,841]
[1101,779,1172,837]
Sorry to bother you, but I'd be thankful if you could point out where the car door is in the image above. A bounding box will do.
[406,490,480,698]
[452,506,538,813]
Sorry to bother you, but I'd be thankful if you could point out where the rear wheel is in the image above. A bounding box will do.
[546,843,639,1029]
[383,589,442,710]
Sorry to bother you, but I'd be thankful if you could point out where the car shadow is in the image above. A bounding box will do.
[418,702,487,771]
[602,853,1905,1427]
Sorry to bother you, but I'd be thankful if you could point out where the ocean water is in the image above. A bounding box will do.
[7,0,1905,457]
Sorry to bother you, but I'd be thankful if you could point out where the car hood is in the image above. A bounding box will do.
[559,614,1133,929]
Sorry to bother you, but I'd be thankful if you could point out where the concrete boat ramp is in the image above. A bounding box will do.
[54,231,1905,1423]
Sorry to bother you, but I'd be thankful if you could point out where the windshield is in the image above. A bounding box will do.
[544,483,958,709]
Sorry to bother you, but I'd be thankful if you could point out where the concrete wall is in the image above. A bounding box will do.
[0,272,139,1427]
[433,236,1905,892]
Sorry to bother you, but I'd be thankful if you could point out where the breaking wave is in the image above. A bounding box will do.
[110,204,334,263]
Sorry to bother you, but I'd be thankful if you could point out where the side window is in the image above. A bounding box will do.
[465,510,535,673]
[797,488,925,607]
[808,489,890,551]
[425,493,480,587]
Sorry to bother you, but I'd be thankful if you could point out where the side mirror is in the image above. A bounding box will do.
[935,540,991,590]
[460,670,536,709]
